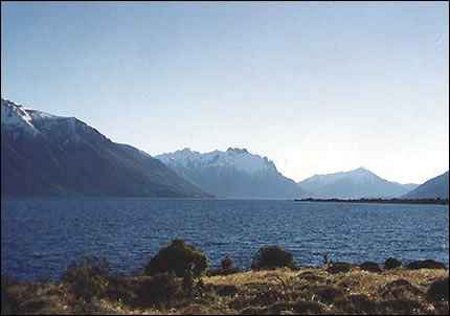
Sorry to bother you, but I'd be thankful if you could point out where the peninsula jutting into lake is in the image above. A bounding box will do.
[295,198,449,205]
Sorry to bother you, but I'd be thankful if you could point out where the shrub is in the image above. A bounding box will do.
[426,278,449,302]
[339,294,377,314]
[104,277,136,304]
[406,259,446,270]
[384,257,402,270]
[292,300,325,314]
[313,285,345,304]
[326,262,352,274]
[380,279,423,300]
[134,273,182,308]
[376,299,422,314]
[206,255,239,276]
[359,261,382,273]
[1,275,20,315]
[61,256,110,302]
[251,246,295,270]
[144,239,208,277]
[221,255,234,271]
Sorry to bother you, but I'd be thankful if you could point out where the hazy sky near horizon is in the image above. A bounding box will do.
[2,2,449,183]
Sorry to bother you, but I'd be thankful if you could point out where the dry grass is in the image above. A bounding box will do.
[206,267,300,286]
[2,267,448,315]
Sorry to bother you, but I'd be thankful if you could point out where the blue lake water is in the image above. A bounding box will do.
[1,198,449,280]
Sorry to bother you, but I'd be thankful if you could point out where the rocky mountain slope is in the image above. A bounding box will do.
[1,98,208,197]
[403,171,449,199]
[156,148,305,199]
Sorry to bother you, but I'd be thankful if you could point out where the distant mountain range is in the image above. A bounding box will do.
[2,98,447,200]
[403,171,449,199]
[1,99,208,197]
[156,148,306,199]
[297,167,418,199]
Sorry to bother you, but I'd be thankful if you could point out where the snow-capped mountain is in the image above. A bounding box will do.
[1,98,208,197]
[403,171,449,199]
[158,147,279,175]
[297,167,418,199]
[156,148,305,199]
[1,98,41,135]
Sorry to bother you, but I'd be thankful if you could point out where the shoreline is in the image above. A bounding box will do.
[295,198,449,205]
[3,265,448,315]
[4,258,450,283]
[2,238,449,314]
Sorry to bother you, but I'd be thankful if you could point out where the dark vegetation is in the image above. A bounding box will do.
[385,257,403,270]
[359,261,382,273]
[207,255,240,276]
[62,256,111,302]
[251,245,295,270]
[326,262,352,274]
[2,239,449,315]
[406,260,448,270]
[144,239,208,277]
[427,278,449,302]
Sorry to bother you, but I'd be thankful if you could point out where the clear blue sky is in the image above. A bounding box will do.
[2,2,448,183]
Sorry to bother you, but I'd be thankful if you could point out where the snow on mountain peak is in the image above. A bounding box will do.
[157,148,277,175]
[1,99,40,135]
[1,98,93,143]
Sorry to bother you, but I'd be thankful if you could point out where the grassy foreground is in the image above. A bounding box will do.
[2,266,448,315]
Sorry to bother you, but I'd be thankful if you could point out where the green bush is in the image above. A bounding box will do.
[61,256,110,302]
[144,239,208,277]
[251,246,295,270]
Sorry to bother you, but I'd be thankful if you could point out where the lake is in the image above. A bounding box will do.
[1,198,448,280]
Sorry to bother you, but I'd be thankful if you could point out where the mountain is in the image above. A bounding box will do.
[297,167,418,199]
[1,98,208,197]
[156,148,305,199]
[403,171,449,199]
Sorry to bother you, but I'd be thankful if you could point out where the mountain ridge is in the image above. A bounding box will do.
[403,171,449,199]
[2,98,443,200]
[156,148,306,199]
[297,167,418,199]
[1,98,209,198]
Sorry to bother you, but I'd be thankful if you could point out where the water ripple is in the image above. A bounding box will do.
[1,198,448,280]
